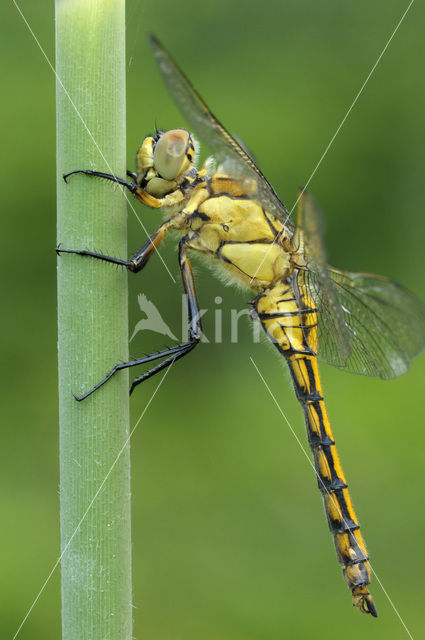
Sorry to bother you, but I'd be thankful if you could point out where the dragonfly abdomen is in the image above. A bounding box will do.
[290,355,377,616]
[255,281,377,617]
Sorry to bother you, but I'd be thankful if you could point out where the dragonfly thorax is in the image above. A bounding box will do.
[135,129,197,197]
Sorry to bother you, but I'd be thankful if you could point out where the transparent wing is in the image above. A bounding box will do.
[149,35,292,227]
[300,268,425,379]
[297,191,351,364]
[297,191,425,378]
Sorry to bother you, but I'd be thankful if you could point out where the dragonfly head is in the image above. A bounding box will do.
[135,129,197,196]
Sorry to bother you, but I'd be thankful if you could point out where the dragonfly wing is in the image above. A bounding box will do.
[149,35,292,227]
[297,191,352,364]
[301,268,425,379]
[328,269,425,378]
[296,191,425,378]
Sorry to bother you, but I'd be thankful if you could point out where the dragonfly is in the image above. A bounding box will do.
[59,35,425,618]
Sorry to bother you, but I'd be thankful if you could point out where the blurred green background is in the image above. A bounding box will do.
[2,1,425,638]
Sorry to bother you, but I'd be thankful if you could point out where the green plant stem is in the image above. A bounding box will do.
[56,1,132,638]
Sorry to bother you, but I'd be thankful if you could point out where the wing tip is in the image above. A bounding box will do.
[147,32,158,47]
[147,33,166,61]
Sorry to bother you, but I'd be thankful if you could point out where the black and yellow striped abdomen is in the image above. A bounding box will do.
[255,279,377,617]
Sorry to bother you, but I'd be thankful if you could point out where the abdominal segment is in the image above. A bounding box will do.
[254,280,377,617]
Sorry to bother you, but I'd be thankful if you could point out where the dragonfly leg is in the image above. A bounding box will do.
[63,169,138,194]
[63,166,188,210]
[74,236,202,400]
[56,219,174,273]
[74,343,194,401]
[129,236,202,394]
[56,246,130,267]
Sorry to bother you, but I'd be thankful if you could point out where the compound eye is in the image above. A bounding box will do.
[153,129,190,180]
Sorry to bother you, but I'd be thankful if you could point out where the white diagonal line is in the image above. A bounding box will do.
[250,356,414,639]
[12,0,176,283]
[370,570,414,640]
[288,0,415,219]
[12,364,173,640]
[249,0,415,285]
